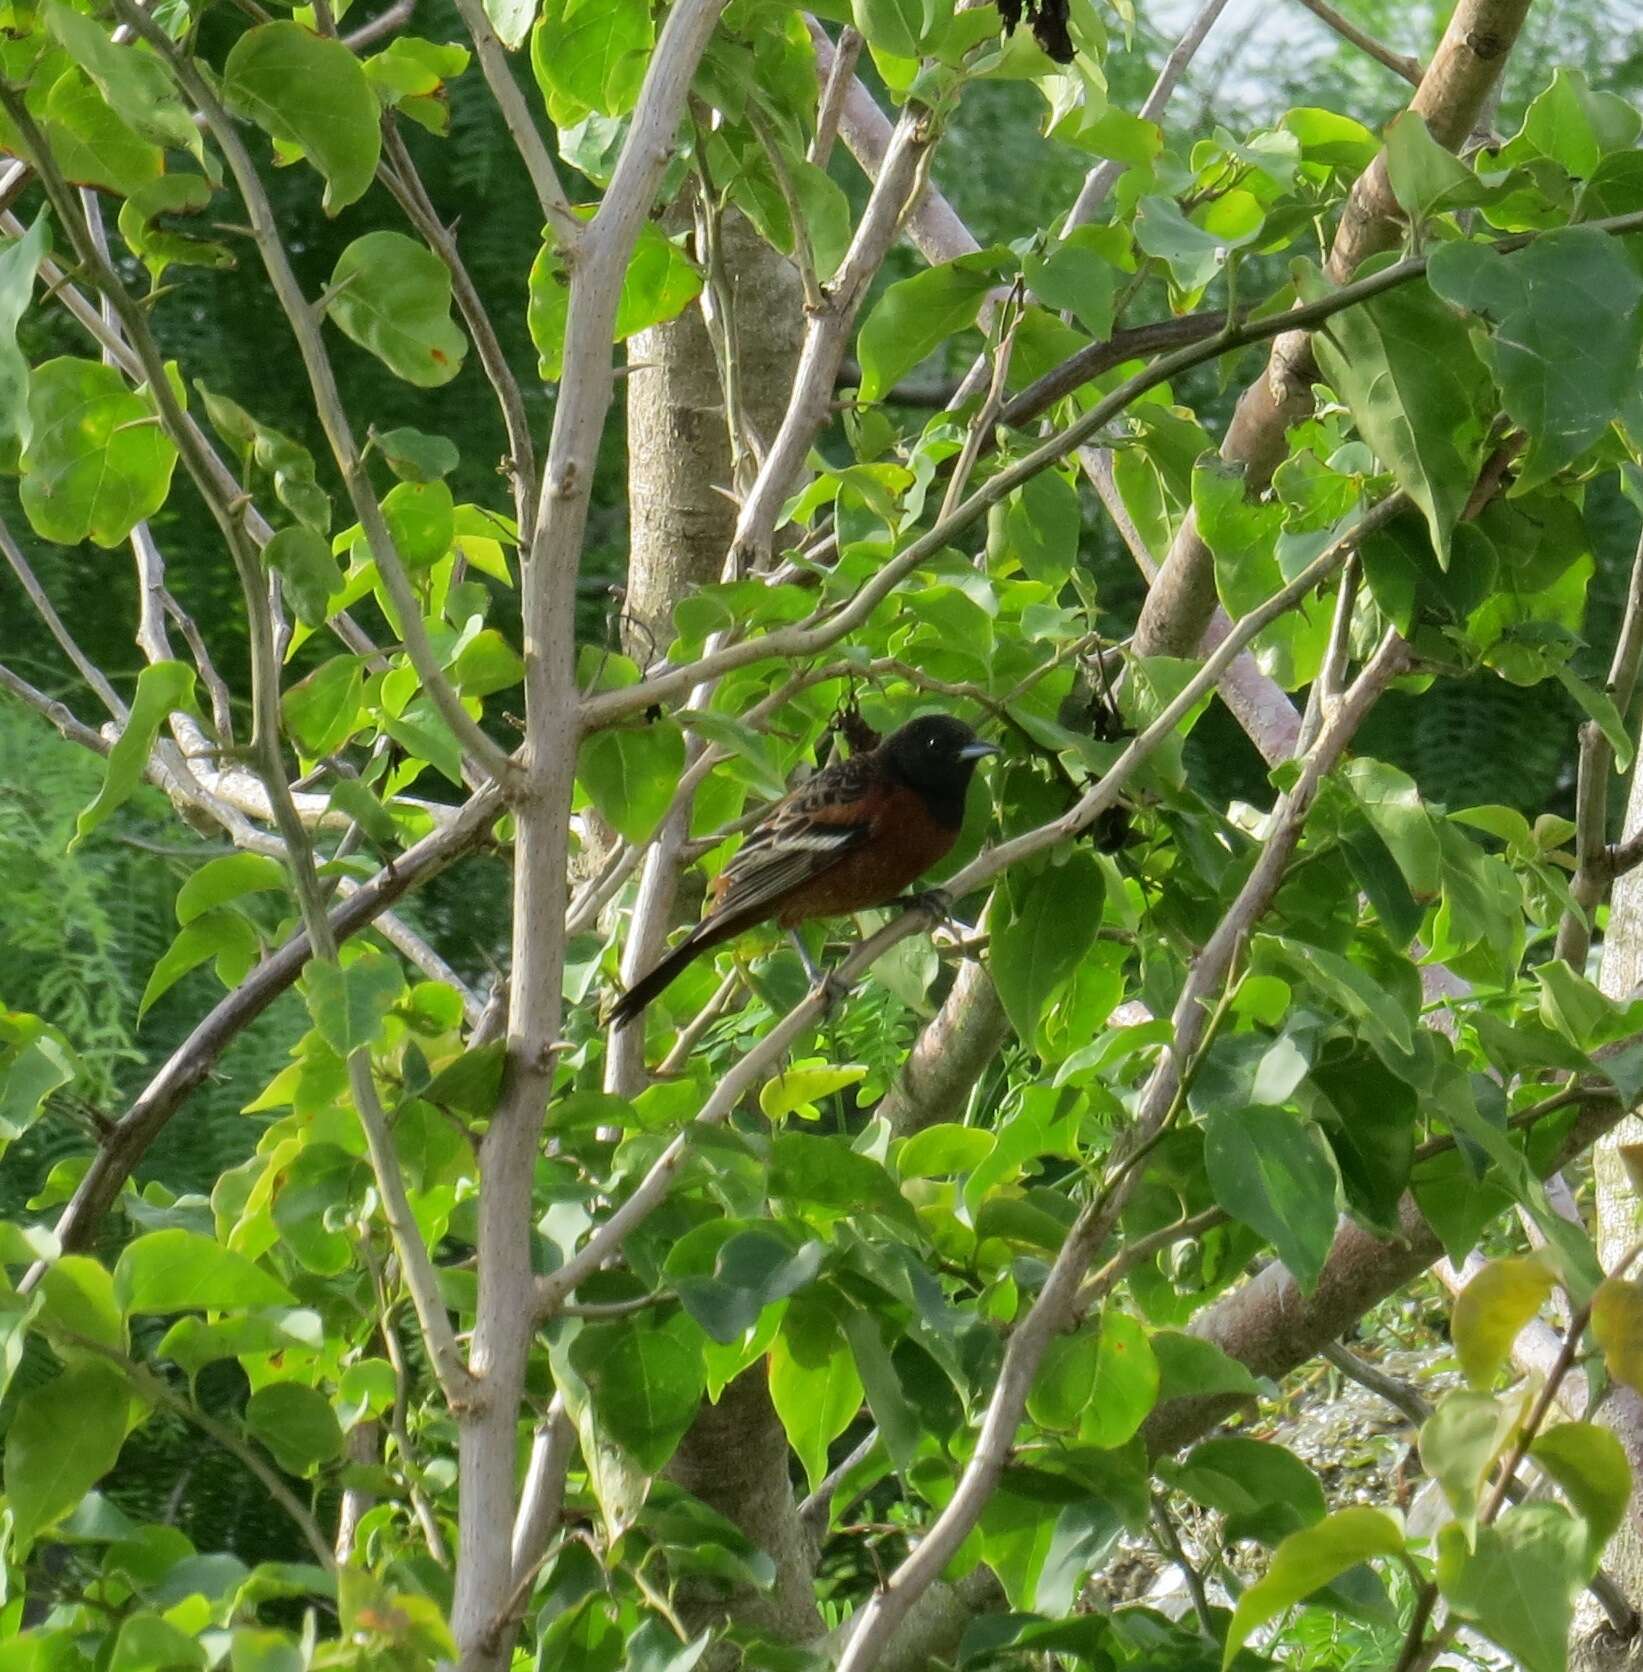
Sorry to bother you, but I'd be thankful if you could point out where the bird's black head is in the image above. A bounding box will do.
[881,714,1000,828]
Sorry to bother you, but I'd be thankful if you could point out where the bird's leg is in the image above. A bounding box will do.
[788,930,849,1010]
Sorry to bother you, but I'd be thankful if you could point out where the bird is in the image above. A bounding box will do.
[607,713,1000,1030]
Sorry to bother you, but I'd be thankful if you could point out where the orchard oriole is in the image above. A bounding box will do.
[608,713,999,1029]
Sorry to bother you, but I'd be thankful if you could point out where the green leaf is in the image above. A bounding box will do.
[114,1229,295,1314]
[1384,111,1480,222]
[1028,1328,1101,1431]
[1451,1255,1555,1389]
[480,0,535,50]
[897,1123,995,1179]
[1134,193,1262,292]
[1419,1389,1518,1539]
[1022,225,1116,339]
[303,953,405,1056]
[1437,1504,1586,1672]
[20,356,180,548]
[1204,1106,1340,1294]
[382,478,456,570]
[1150,1331,1263,1405]
[531,0,654,120]
[245,1382,344,1474]
[8,62,164,197]
[197,382,330,534]
[1259,934,1417,1078]
[118,175,233,283]
[1001,468,1082,586]
[856,250,1009,404]
[74,661,195,850]
[1531,1422,1629,1570]
[571,1323,704,1474]
[281,654,363,758]
[1428,229,1643,494]
[1557,665,1634,772]
[577,720,686,843]
[759,1063,868,1121]
[1306,262,1490,563]
[326,232,468,387]
[38,1254,124,1353]
[850,0,921,57]
[6,1362,132,1554]
[453,628,526,698]
[770,1132,911,1228]
[1078,1311,1160,1449]
[1166,1436,1325,1546]
[1591,1277,1643,1395]
[139,910,259,1018]
[42,2,200,158]
[222,23,382,215]
[0,212,50,452]
[0,1014,78,1142]
[527,221,700,381]
[263,527,341,628]
[375,425,460,482]
[989,853,1106,1050]
[1224,1508,1406,1666]
[769,1297,862,1492]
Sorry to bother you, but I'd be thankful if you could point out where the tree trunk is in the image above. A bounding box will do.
[619,199,817,1646]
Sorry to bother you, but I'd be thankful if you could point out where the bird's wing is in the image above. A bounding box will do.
[708,754,877,924]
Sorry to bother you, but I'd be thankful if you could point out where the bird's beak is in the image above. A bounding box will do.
[958,740,1002,761]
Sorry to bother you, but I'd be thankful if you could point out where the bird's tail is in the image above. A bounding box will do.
[606,919,733,1031]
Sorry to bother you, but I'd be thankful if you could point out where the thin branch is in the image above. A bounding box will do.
[0,519,128,721]
[448,0,583,252]
[22,784,502,1291]
[798,1430,881,1539]
[544,502,1407,1318]
[0,660,113,757]
[342,0,414,49]
[105,5,520,794]
[379,121,538,540]
[1067,0,1236,228]
[1151,1494,1215,1633]
[58,1331,335,1570]
[809,24,861,168]
[1294,0,1424,85]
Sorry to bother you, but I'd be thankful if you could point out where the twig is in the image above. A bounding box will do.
[1067,0,1235,228]
[656,967,743,1076]
[0,519,128,721]
[1294,0,1423,85]
[1152,1494,1215,1633]
[809,25,861,168]
[379,122,538,542]
[798,1430,880,1539]
[448,0,584,251]
[586,202,1643,731]
[56,1331,335,1570]
[342,0,414,49]
[102,8,520,795]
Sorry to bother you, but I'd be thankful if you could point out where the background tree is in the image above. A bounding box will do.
[4,1,1643,1670]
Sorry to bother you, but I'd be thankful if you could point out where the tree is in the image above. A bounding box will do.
[3,0,1643,1668]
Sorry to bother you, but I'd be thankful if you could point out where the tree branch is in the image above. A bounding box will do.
[833,632,1410,1672]
[448,0,583,252]
[1132,0,1533,659]
[105,5,520,794]
[1294,0,1424,86]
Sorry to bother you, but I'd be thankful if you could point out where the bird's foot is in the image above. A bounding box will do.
[813,968,852,1013]
[902,886,956,929]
